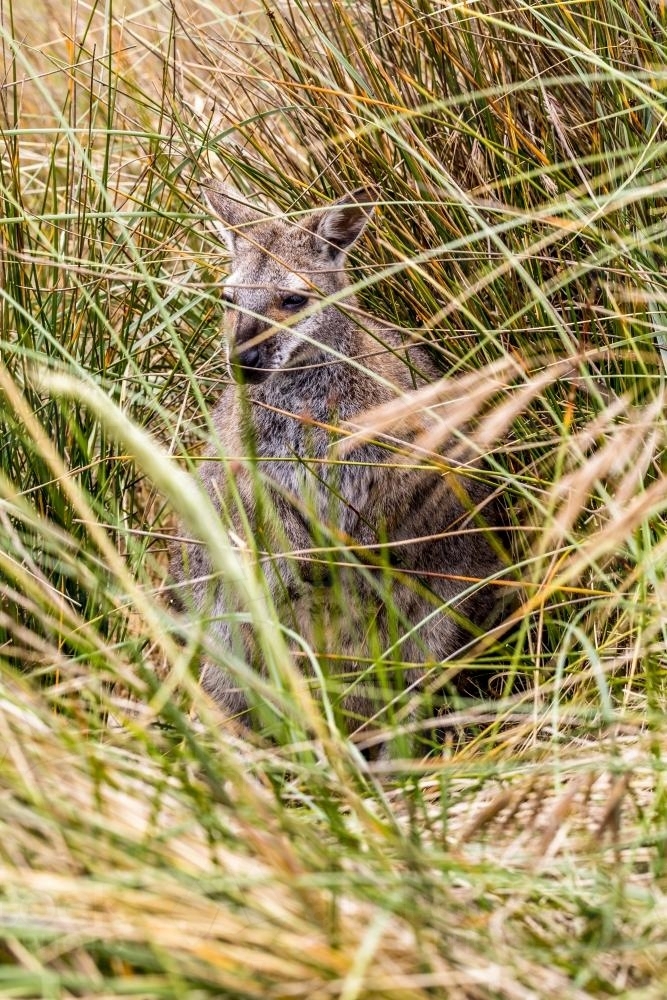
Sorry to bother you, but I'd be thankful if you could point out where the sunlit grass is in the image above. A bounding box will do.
[1,0,666,996]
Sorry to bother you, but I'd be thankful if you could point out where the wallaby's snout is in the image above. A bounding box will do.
[231,343,263,383]
[227,313,272,384]
[223,283,318,383]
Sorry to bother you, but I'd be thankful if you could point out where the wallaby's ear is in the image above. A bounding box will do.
[199,178,264,254]
[309,187,377,260]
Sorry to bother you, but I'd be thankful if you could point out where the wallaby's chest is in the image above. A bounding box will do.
[252,392,340,500]
[212,381,342,489]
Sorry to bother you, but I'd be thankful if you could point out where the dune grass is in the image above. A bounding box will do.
[1,0,667,996]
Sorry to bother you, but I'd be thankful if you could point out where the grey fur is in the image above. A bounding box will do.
[170,181,507,735]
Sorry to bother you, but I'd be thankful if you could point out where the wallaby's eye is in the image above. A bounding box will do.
[221,290,234,306]
[281,293,308,310]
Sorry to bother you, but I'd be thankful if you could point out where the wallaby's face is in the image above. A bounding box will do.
[202,183,376,384]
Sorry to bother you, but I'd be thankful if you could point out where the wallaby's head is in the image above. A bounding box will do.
[201,181,376,384]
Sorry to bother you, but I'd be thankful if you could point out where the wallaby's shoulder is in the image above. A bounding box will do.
[360,321,442,390]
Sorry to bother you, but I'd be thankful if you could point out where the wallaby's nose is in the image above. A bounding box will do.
[230,344,266,384]
[236,344,260,370]
[230,316,270,383]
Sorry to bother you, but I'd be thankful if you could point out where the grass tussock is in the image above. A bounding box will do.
[1,0,667,996]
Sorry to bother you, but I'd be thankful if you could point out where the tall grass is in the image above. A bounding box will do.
[1,0,666,996]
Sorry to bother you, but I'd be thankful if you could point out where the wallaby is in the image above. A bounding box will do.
[170,180,507,741]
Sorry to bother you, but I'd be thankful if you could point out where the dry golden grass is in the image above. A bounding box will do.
[1,1,666,997]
